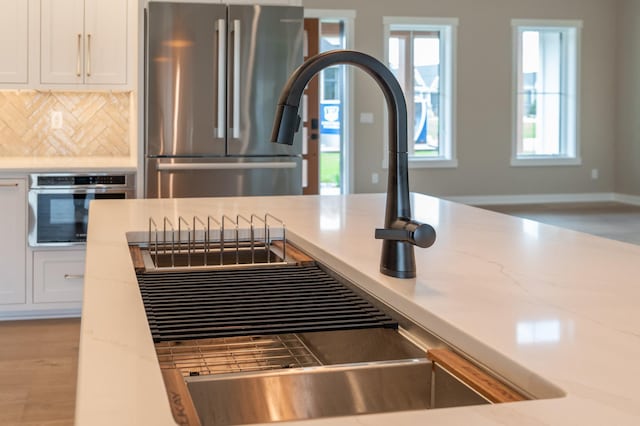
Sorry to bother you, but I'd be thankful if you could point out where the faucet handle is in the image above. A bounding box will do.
[375,219,436,248]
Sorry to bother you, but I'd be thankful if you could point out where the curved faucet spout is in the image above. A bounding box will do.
[271,50,435,279]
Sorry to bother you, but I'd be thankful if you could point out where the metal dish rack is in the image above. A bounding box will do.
[143,213,288,271]
[156,334,322,377]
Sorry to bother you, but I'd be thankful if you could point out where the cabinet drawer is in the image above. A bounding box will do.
[33,251,85,304]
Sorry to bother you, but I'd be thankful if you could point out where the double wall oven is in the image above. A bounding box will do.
[28,173,136,247]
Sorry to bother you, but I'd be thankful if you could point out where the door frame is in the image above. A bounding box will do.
[303,9,355,194]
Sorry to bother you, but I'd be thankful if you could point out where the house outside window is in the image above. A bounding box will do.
[512,20,582,166]
[384,17,458,167]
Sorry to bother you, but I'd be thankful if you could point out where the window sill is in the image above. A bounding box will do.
[510,157,582,167]
[382,157,458,169]
[409,158,458,168]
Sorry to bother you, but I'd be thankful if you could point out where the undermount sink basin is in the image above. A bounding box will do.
[182,328,489,426]
[187,360,432,425]
[155,327,531,426]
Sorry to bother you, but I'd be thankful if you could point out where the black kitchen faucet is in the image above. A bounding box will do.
[270,49,436,279]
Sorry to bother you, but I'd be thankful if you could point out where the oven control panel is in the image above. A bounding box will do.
[31,173,133,188]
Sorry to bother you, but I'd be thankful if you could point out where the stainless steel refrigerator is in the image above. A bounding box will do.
[144,2,304,198]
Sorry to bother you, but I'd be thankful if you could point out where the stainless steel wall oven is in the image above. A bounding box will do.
[28,173,135,246]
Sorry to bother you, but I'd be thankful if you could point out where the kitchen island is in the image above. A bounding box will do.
[75,193,640,425]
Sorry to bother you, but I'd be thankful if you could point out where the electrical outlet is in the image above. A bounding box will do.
[372,172,379,184]
[591,168,599,180]
[360,112,374,124]
[51,111,63,129]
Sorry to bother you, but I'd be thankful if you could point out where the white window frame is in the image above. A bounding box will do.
[383,16,458,169]
[511,19,582,166]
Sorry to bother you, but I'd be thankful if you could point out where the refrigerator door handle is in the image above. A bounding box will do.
[231,19,241,139]
[156,162,298,171]
[215,19,226,139]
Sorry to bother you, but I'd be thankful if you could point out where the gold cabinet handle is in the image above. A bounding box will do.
[76,34,82,77]
[86,34,92,77]
[0,183,19,188]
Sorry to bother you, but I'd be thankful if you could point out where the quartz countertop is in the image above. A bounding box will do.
[75,193,640,425]
[0,156,137,172]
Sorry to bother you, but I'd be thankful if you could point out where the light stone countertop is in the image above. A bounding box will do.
[0,156,137,173]
[75,193,640,425]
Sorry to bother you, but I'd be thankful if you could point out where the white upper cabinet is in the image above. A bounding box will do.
[0,0,29,84]
[40,0,131,87]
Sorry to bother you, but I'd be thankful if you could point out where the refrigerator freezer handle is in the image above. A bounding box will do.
[232,19,241,139]
[216,19,226,139]
[156,162,298,171]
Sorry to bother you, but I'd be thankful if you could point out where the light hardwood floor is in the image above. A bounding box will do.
[1,202,639,425]
[0,318,79,426]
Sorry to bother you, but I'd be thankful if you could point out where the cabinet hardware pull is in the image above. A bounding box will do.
[64,274,84,280]
[86,34,92,77]
[76,34,82,77]
[0,183,19,188]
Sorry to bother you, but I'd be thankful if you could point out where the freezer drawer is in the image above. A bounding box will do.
[145,157,302,198]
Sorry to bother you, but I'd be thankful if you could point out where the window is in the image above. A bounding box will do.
[321,66,341,101]
[384,17,457,167]
[512,20,581,165]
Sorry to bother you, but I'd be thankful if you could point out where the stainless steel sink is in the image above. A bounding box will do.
[187,360,433,425]
[128,233,561,426]
[181,328,489,426]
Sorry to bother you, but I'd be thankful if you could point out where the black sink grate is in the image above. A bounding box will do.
[136,264,398,342]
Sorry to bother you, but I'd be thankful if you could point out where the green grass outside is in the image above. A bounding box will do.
[523,122,536,139]
[320,151,341,185]
[413,148,439,157]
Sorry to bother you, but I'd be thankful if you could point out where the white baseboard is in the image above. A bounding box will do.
[614,193,640,206]
[0,309,81,321]
[445,192,616,206]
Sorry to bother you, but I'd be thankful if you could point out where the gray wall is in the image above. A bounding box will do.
[303,0,619,197]
[616,0,640,196]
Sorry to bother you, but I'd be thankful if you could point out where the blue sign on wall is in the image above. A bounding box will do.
[320,102,341,135]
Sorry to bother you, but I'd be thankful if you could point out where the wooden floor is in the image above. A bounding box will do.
[0,318,79,426]
[1,202,639,425]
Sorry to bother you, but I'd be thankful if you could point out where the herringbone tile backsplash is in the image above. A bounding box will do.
[0,91,130,157]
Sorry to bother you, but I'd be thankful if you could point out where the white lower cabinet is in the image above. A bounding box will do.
[0,178,26,305]
[33,250,86,304]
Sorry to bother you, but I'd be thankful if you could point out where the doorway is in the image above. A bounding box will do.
[303,12,354,195]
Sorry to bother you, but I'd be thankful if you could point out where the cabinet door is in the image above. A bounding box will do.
[84,0,128,85]
[0,179,26,304]
[33,250,85,304]
[40,0,85,84]
[0,0,28,84]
